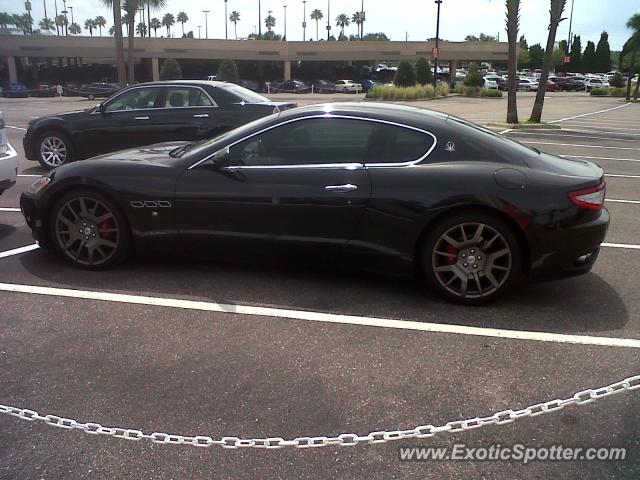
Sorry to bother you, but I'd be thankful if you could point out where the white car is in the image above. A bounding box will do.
[334,80,362,93]
[0,112,18,196]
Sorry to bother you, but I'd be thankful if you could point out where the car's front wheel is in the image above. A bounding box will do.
[49,190,131,270]
[422,212,521,304]
[37,130,73,169]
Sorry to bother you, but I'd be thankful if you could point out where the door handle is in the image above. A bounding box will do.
[193,113,209,118]
[325,184,358,192]
[134,116,149,120]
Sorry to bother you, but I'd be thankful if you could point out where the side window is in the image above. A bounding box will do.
[228,118,376,166]
[365,124,434,164]
[104,87,160,112]
[164,87,214,108]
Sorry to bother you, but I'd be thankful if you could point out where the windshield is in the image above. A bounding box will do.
[220,84,270,103]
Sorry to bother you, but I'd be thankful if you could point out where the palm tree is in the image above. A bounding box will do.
[229,11,240,39]
[177,11,188,36]
[310,9,322,41]
[264,13,275,32]
[624,13,640,101]
[505,0,520,124]
[150,17,161,36]
[94,15,107,35]
[162,12,175,36]
[101,0,126,87]
[39,17,55,32]
[351,11,363,39]
[68,22,81,35]
[136,21,147,37]
[335,13,349,38]
[529,0,567,122]
[84,18,96,36]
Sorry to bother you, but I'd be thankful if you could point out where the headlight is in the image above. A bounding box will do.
[27,176,51,194]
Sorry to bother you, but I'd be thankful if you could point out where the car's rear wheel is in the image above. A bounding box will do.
[422,213,521,304]
[37,130,73,169]
[49,190,131,270]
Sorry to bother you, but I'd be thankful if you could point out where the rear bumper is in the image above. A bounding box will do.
[529,208,609,281]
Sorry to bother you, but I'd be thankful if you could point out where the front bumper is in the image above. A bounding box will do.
[529,208,610,281]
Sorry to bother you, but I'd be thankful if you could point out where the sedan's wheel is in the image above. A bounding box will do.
[50,190,131,269]
[37,131,73,169]
[423,213,521,304]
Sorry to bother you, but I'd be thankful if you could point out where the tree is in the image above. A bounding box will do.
[569,34,582,72]
[229,11,240,39]
[623,13,640,100]
[528,43,544,69]
[582,40,596,72]
[162,12,175,36]
[529,0,566,123]
[177,11,188,36]
[310,9,322,41]
[505,0,521,124]
[84,19,96,36]
[102,0,126,87]
[95,16,106,35]
[68,22,81,35]
[415,57,433,85]
[393,60,416,87]
[39,17,55,32]
[160,58,182,80]
[351,11,363,39]
[136,22,147,37]
[264,13,275,31]
[335,13,349,37]
[594,31,612,73]
[464,63,483,86]
[519,34,528,49]
[150,17,161,36]
[217,58,240,83]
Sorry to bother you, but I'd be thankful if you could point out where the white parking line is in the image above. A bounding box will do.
[0,207,20,212]
[0,281,639,348]
[607,199,640,204]
[549,103,631,123]
[523,141,640,151]
[0,244,39,259]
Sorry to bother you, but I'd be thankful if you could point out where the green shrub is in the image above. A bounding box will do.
[159,58,182,80]
[464,63,483,87]
[217,58,240,83]
[415,57,433,85]
[479,87,503,97]
[609,72,625,88]
[393,61,416,87]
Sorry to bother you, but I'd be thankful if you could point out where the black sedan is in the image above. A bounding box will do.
[20,103,609,304]
[23,80,296,169]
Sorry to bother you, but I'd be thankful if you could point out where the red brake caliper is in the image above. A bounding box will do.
[446,244,458,265]
[99,218,116,241]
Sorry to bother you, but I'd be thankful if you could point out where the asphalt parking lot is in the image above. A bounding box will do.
[1,92,639,479]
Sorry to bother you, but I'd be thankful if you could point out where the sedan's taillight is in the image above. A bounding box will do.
[568,182,606,210]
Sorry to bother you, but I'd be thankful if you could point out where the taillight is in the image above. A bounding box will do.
[568,182,606,210]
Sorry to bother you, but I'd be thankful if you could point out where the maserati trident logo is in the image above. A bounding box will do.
[445,141,456,152]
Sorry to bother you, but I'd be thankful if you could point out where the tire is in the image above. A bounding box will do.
[421,212,522,305]
[36,130,74,170]
[49,189,132,270]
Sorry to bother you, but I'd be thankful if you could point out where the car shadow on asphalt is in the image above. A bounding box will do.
[12,248,630,336]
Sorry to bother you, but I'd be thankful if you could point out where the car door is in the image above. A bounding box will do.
[150,85,219,142]
[173,117,374,255]
[79,86,164,154]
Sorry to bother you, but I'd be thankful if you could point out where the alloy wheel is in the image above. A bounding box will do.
[431,222,512,299]
[54,196,120,266]
[40,136,68,167]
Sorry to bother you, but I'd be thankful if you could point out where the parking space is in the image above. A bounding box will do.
[1,94,639,478]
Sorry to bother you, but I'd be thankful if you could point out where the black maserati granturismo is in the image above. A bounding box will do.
[20,103,609,304]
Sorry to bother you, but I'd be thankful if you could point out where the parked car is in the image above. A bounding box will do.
[30,83,56,97]
[20,103,609,304]
[2,83,28,98]
[334,80,362,93]
[78,82,121,100]
[273,80,311,93]
[517,79,539,91]
[23,80,298,169]
[0,112,18,196]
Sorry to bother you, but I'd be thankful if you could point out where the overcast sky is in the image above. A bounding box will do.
[5,0,637,50]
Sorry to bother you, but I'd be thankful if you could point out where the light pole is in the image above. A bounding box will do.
[224,0,228,39]
[326,0,331,40]
[203,10,210,39]
[432,0,442,87]
[283,5,287,40]
[302,0,306,41]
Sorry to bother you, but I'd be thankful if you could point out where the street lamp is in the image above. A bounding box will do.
[283,5,287,41]
[432,0,442,87]
[203,10,210,39]
[302,0,306,41]
[224,0,228,39]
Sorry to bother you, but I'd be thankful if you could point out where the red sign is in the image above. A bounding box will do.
[432,47,441,59]
[564,55,571,63]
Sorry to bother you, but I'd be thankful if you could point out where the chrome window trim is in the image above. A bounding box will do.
[188,114,438,170]
[95,85,218,114]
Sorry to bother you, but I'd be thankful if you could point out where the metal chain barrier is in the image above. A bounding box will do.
[1,374,639,449]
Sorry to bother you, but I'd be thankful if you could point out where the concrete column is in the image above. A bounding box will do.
[449,59,458,80]
[283,60,292,81]
[152,58,160,81]
[6,56,17,84]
